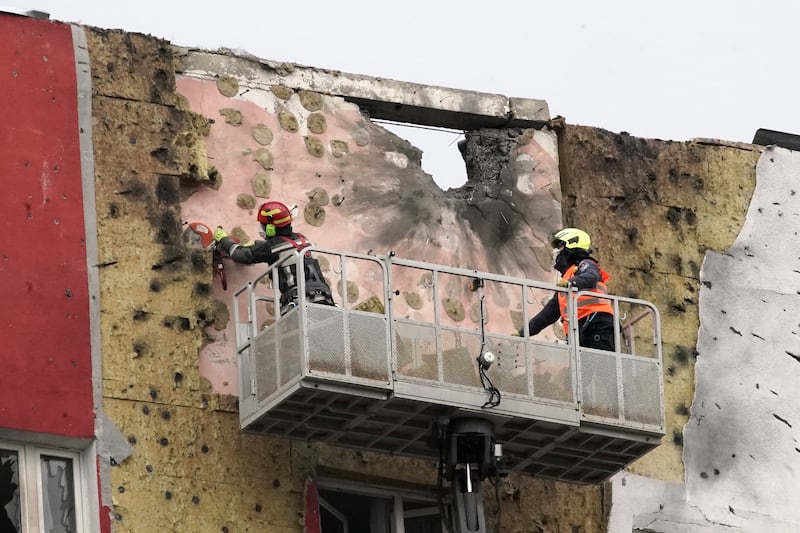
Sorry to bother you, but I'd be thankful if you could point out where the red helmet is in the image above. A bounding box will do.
[257,201,292,228]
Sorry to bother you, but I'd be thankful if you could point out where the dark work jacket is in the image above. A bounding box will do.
[216,228,316,265]
[217,236,279,265]
[216,231,334,308]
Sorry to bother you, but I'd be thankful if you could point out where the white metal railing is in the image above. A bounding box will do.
[233,247,665,434]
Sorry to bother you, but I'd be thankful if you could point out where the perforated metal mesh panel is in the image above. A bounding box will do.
[529,342,574,403]
[253,328,277,403]
[277,311,301,387]
[395,321,438,381]
[580,350,620,419]
[307,305,347,375]
[252,311,303,403]
[441,329,481,388]
[491,339,529,396]
[348,311,390,381]
[622,357,662,425]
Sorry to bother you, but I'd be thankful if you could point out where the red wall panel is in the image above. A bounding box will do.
[0,14,94,438]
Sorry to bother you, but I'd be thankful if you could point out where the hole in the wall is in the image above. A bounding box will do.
[377,122,467,190]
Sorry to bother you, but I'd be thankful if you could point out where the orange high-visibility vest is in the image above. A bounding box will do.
[557,262,613,336]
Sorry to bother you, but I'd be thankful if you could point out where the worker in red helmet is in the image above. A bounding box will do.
[518,228,615,351]
[213,201,334,311]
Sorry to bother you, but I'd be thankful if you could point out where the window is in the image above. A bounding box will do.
[376,121,468,190]
[317,480,447,533]
[0,442,91,533]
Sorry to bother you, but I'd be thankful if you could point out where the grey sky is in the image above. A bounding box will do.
[5,0,798,187]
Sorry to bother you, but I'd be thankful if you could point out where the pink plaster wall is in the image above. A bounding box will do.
[177,75,562,395]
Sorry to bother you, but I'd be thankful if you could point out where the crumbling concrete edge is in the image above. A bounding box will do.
[73,24,127,530]
[173,47,550,131]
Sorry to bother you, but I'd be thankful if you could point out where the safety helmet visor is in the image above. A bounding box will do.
[550,228,591,251]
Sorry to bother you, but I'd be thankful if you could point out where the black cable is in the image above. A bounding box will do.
[476,283,501,408]
[479,366,501,408]
[478,283,487,357]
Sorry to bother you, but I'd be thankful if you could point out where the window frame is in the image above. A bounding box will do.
[0,438,98,533]
[317,477,448,533]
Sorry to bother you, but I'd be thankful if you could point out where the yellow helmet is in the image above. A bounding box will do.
[550,228,591,251]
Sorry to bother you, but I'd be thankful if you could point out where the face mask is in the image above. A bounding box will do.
[554,249,572,273]
[259,224,277,238]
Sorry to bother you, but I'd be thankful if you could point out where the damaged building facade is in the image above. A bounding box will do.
[1,9,799,533]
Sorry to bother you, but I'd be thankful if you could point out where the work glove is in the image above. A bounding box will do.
[213,227,228,242]
[511,331,522,337]
[556,279,570,288]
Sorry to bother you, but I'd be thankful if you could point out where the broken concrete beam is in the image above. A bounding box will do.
[175,48,550,130]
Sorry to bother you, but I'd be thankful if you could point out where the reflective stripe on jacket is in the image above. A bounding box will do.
[557,263,613,335]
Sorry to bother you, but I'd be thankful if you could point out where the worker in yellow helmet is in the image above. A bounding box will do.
[518,228,615,350]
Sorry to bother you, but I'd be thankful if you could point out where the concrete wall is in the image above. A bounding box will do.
[6,11,800,532]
